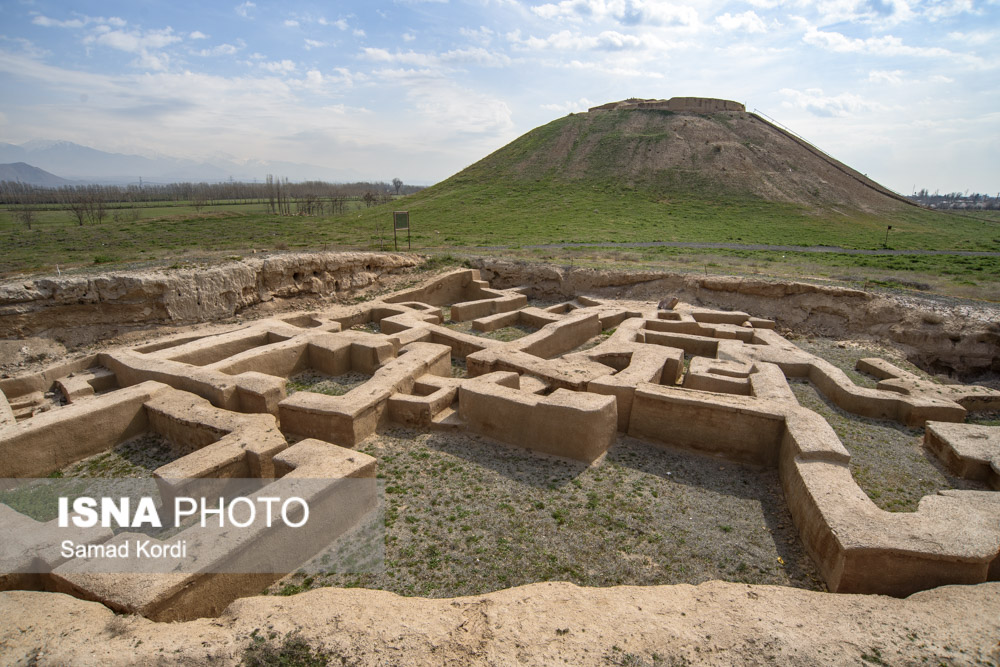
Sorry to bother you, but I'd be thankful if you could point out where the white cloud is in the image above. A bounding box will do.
[304,39,328,50]
[260,59,297,73]
[946,29,997,46]
[564,58,666,78]
[715,11,767,33]
[924,0,976,20]
[189,31,208,40]
[363,47,428,65]
[77,25,185,70]
[532,0,602,20]
[284,19,300,27]
[803,27,958,59]
[509,28,664,52]
[594,30,647,50]
[442,46,512,66]
[361,46,511,68]
[0,35,51,59]
[867,69,904,84]
[89,27,182,53]
[32,13,127,29]
[198,41,245,56]
[327,67,364,87]
[32,15,86,28]
[318,17,349,30]
[132,52,170,71]
[289,69,325,92]
[353,29,366,37]
[403,32,417,42]
[460,26,495,45]
[540,97,596,113]
[780,87,888,117]
[530,0,700,27]
[235,1,256,18]
[375,68,514,135]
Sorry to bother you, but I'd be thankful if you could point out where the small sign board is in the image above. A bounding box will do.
[392,211,410,250]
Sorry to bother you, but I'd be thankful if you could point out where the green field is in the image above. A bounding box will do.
[2,192,999,301]
[4,150,1000,307]
[5,105,999,301]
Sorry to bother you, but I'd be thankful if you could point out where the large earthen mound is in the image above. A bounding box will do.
[457,99,914,214]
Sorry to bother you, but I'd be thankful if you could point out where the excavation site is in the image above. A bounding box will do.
[0,252,998,665]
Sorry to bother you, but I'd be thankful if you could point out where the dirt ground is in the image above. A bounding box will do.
[2,581,999,666]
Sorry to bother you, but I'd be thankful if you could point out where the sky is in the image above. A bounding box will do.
[0,0,997,193]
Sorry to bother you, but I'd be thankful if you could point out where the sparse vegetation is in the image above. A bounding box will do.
[784,337,992,511]
[286,370,372,397]
[240,630,331,667]
[267,425,823,599]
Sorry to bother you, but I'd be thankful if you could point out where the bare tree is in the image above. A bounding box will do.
[85,191,107,224]
[61,190,88,226]
[12,204,35,230]
[392,177,403,195]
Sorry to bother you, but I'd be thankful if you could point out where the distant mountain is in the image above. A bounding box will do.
[0,162,74,187]
[0,140,358,185]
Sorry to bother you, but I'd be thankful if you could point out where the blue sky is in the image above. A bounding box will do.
[0,0,997,192]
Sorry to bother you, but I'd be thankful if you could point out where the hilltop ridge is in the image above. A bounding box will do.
[589,96,745,113]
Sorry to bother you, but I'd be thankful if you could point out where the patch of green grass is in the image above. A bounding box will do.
[967,411,1000,426]
[861,646,887,665]
[270,426,823,598]
[285,370,372,397]
[789,380,988,512]
[420,254,471,272]
[241,630,331,667]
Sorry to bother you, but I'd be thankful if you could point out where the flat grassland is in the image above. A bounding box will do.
[2,192,998,300]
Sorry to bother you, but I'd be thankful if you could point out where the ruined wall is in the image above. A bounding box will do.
[589,97,745,114]
[0,252,419,346]
[473,259,1000,380]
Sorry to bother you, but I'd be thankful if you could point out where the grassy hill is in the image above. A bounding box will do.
[357,108,997,253]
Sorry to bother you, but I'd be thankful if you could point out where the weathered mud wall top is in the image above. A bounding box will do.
[1,253,996,380]
[0,252,419,345]
[589,97,745,113]
[472,258,1000,380]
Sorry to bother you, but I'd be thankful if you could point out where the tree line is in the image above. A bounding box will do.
[909,190,1000,210]
[1,176,421,228]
